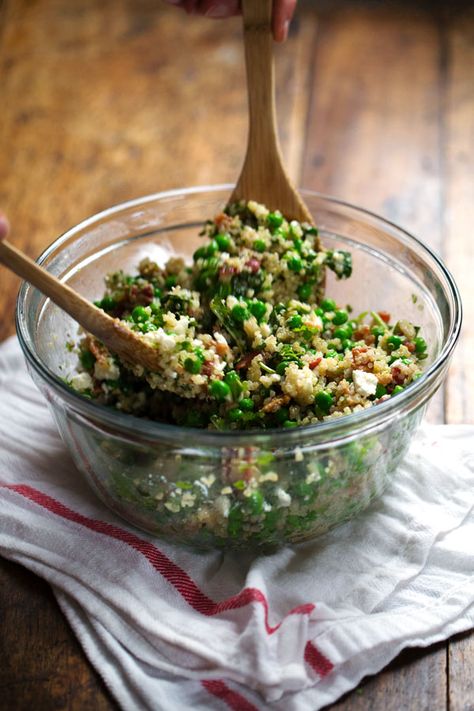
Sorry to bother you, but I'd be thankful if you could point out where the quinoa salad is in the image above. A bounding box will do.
[66,200,428,547]
[70,200,428,430]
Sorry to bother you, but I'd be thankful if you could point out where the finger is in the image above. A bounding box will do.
[272,0,297,42]
[196,0,240,18]
[183,0,200,13]
[0,213,10,241]
[162,0,186,8]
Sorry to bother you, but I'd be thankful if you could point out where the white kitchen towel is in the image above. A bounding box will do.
[0,334,473,711]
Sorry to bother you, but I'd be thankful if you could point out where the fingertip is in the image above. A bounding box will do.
[273,0,297,42]
[0,213,10,242]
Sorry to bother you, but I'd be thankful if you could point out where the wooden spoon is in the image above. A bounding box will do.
[229,0,314,224]
[0,216,164,373]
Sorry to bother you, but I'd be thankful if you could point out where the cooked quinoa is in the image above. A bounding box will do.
[70,200,428,430]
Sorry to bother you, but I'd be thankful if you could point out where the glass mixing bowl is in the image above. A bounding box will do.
[16,187,461,549]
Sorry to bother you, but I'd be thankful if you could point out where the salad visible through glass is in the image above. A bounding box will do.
[64,200,429,547]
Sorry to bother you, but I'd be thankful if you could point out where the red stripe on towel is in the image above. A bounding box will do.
[2,484,313,633]
[201,680,258,711]
[304,641,334,677]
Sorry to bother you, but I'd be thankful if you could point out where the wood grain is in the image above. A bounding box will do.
[301,1,446,426]
[444,5,474,426]
[443,7,474,710]
[0,558,115,710]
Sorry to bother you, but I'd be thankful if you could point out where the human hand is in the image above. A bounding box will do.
[163,1,298,42]
[0,213,9,241]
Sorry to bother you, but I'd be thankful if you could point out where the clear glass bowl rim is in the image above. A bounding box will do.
[16,185,462,446]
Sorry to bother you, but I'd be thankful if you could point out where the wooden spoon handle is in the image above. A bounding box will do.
[231,0,313,224]
[0,237,129,353]
[241,0,277,154]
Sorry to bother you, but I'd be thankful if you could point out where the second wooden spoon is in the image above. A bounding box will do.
[0,218,165,374]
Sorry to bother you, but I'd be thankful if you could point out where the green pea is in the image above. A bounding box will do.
[131,305,149,323]
[228,407,244,422]
[254,239,266,253]
[283,420,298,428]
[287,256,303,272]
[375,383,387,398]
[248,490,264,515]
[297,282,313,301]
[341,339,354,351]
[239,398,255,411]
[210,380,231,401]
[392,385,405,395]
[193,246,208,261]
[206,240,219,255]
[320,298,336,312]
[386,335,402,350]
[165,275,177,289]
[184,357,202,374]
[275,406,289,423]
[94,295,116,312]
[332,309,348,325]
[333,326,351,340]
[414,337,427,353]
[224,370,244,399]
[267,211,284,232]
[231,304,249,323]
[248,300,267,321]
[314,390,333,414]
[287,314,303,329]
[371,326,385,340]
[215,233,231,251]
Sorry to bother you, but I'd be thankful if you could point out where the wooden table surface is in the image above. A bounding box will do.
[0,0,473,708]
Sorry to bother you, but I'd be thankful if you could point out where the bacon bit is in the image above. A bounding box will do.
[201,361,214,377]
[87,336,110,364]
[378,311,391,323]
[235,351,259,370]
[129,284,153,306]
[219,265,238,279]
[353,324,375,345]
[245,258,260,273]
[391,366,405,385]
[140,284,154,304]
[309,357,322,370]
[214,212,232,231]
[215,341,230,357]
[404,340,416,353]
[260,394,290,414]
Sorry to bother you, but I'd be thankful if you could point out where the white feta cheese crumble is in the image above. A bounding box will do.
[275,487,291,508]
[294,447,304,462]
[94,358,120,381]
[214,495,230,518]
[353,370,378,397]
[146,328,178,352]
[70,372,93,391]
